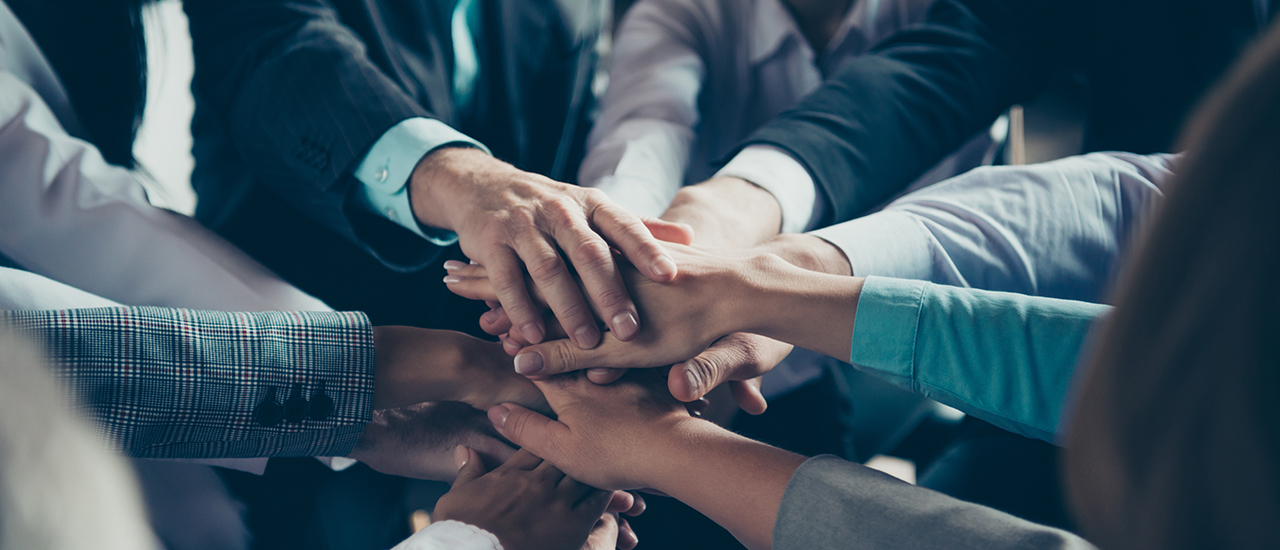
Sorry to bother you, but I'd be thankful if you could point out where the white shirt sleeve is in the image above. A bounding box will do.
[810,152,1179,302]
[577,0,704,216]
[391,520,503,550]
[715,145,827,233]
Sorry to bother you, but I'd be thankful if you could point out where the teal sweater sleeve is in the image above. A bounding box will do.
[850,276,1110,443]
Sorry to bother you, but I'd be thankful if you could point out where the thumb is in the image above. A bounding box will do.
[730,378,768,415]
[488,403,571,458]
[451,446,485,488]
[668,346,738,403]
[515,333,644,377]
[641,217,695,245]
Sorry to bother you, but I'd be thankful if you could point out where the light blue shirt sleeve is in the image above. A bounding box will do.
[353,118,491,244]
[850,276,1111,443]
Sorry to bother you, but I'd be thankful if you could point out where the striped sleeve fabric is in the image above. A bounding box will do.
[1,307,376,459]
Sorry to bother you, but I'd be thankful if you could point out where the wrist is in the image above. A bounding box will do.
[408,146,494,230]
[663,177,782,247]
[635,417,730,490]
[756,233,853,276]
[372,327,470,410]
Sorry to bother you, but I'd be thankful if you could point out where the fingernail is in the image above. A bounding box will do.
[521,323,545,344]
[443,275,462,284]
[488,405,511,429]
[453,445,469,469]
[443,260,467,271]
[514,352,544,375]
[612,312,639,340]
[622,528,638,547]
[588,368,612,377]
[481,310,498,324]
[651,255,677,278]
[684,367,701,396]
[574,325,600,348]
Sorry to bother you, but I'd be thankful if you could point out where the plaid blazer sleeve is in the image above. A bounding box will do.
[1,307,376,459]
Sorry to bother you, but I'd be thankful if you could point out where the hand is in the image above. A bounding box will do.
[487,370,699,491]
[372,327,549,414]
[434,447,615,550]
[347,402,516,481]
[661,177,783,248]
[445,248,795,413]
[410,147,687,350]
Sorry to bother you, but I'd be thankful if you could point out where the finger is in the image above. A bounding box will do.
[514,333,665,376]
[588,199,678,283]
[480,307,513,335]
[496,447,544,472]
[445,275,501,302]
[586,368,628,385]
[514,234,601,349]
[585,512,620,550]
[535,457,568,484]
[549,213,640,342]
[451,446,486,488]
[576,489,612,517]
[617,516,638,550]
[605,490,635,514]
[622,492,645,517]
[488,403,572,459]
[730,378,768,415]
[445,260,489,279]
[641,217,695,245]
[667,334,781,402]
[485,249,547,345]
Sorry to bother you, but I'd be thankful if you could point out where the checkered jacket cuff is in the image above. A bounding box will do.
[2,307,376,458]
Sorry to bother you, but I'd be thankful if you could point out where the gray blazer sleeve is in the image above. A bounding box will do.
[775,456,1095,550]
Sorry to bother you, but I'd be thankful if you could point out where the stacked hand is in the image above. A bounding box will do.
[444,244,809,413]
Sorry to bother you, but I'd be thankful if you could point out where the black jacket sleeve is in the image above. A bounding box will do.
[742,0,1075,224]
[184,0,453,269]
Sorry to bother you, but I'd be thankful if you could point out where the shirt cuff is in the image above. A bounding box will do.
[392,520,503,550]
[849,276,927,386]
[354,118,491,244]
[715,145,826,233]
[808,211,935,280]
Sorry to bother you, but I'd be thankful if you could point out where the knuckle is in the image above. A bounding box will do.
[593,288,629,312]
[579,187,608,204]
[526,252,566,282]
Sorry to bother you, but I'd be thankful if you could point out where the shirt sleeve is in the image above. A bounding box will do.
[715,145,829,233]
[810,152,1178,302]
[391,520,503,550]
[849,276,1110,442]
[353,118,491,243]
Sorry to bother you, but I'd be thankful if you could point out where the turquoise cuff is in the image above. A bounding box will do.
[354,118,491,245]
[849,276,928,388]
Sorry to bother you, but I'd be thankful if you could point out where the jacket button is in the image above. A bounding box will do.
[254,387,283,427]
[309,380,334,421]
[284,383,309,423]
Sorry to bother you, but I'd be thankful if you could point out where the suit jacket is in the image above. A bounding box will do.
[2,307,375,459]
[742,0,1269,225]
[775,456,1094,549]
[184,0,599,327]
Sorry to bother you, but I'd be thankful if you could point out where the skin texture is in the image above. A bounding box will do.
[434,448,641,550]
[487,372,807,550]
[408,147,683,350]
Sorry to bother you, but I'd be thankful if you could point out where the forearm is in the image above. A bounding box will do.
[720,255,861,359]
[646,420,807,550]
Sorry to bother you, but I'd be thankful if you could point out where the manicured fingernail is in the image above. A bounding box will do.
[488,405,511,429]
[514,352,544,375]
[443,275,462,284]
[443,260,467,271]
[453,445,469,469]
[651,255,676,277]
[481,310,498,324]
[684,368,701,396]
[521,323,545,344]
[612,312,639,340]
[588,368,612,377]
[574,325,600,348]
[622,528,638,547]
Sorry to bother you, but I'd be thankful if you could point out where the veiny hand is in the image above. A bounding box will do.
[445,247,795,413]
[411,147,692,351]
[487,370,698,491]
[348,402,516,481]
[433,447,615,550]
